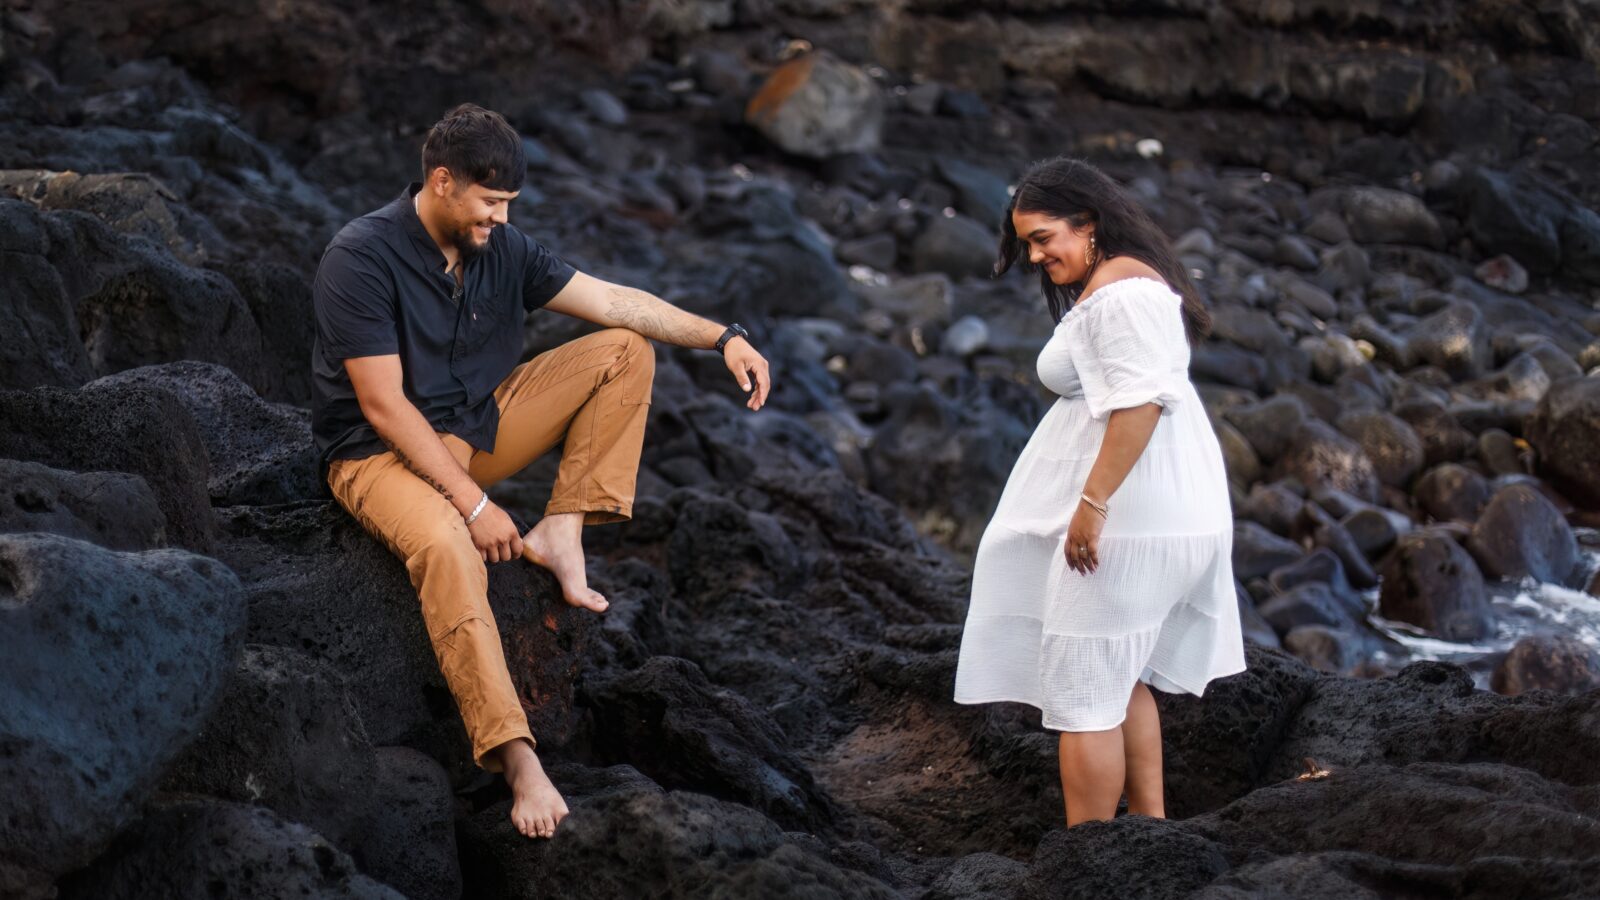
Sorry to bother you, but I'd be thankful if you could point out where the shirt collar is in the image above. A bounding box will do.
[395,182,452,274]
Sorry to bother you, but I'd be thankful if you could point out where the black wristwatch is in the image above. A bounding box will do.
[715,323,749,354]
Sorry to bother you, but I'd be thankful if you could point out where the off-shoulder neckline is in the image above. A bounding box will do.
[1062,276,1176,321]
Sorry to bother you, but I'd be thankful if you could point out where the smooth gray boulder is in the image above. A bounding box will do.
[0,459,166,550]
[0,534,243,899]
[1526,375,1600,508]
[1378,530,1493,641]
[1466,483,1581,586]
[1492,635,1600,696]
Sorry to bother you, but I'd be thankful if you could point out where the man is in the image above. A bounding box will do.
[311,103,770,840]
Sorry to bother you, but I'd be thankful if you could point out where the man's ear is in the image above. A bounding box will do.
[427,166,452,197]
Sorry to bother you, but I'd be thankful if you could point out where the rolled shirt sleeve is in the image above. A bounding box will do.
[314,245,400,360]
[516,227,577,311]
[1063,281,1189,421]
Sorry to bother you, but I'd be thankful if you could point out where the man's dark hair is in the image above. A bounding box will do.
[421,103,525,192]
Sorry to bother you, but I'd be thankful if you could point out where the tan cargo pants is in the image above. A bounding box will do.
[327,328,654,771]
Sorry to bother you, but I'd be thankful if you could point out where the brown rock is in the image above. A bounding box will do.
[1491,635,1600,696]
[1378,530,1493,641]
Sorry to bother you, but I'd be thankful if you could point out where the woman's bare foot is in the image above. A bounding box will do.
[521,512,608,612]
[498,738,569,839]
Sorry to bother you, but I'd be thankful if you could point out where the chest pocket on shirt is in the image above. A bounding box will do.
[459,292,520,368]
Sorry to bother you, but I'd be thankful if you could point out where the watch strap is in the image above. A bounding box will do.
[715,323,748,353]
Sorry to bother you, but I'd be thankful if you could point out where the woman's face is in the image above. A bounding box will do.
[1012,209,1095,286]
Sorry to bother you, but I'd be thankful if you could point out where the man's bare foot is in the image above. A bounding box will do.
[522,512,608,612]
[499,738,569,839]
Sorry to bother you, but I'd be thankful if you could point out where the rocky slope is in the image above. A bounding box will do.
[2,1,1599,898]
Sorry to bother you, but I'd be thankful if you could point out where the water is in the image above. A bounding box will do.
[1365,528,1600,689]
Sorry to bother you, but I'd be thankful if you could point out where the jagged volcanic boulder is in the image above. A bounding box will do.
[0,382,215,550]
[35,205,277,395]
[0,199,94,389]
[1023,816,1230,899]
[1186,762,1600,895]
[458,767,898,900]
[95,361,319,506]
[160,644,460,900]
[55,796,404,900]
[212,503,596,772]
[1153,645,1321,818]
[581,655,836,832]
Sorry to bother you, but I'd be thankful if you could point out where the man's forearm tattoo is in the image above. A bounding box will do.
[605,285,706,346]
[381,437,454,502]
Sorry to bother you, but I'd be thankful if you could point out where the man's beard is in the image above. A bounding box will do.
[449,222,492,264]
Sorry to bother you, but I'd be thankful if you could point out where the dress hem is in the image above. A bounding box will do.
[953,657,1249,733]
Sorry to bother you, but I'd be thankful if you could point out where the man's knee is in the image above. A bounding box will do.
[601,327,655,387]
[603,327,652,357]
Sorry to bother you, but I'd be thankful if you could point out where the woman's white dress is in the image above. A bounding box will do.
[954,277,1246,731]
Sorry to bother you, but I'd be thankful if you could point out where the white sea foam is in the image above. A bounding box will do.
[1362,539,1600,684]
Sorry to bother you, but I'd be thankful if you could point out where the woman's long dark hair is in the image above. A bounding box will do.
[995,157,1210,345]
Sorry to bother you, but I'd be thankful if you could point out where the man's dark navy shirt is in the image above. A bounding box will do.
[311,183,576,467]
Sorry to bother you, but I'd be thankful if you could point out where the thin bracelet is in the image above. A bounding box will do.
[1080,492,1108,517]
[464,491,489,525]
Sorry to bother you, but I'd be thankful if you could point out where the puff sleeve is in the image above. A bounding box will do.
[1062,281,1189,421]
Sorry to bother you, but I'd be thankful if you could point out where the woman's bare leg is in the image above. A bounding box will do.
[1122,681,1165,818]
[1058,727,1125,827]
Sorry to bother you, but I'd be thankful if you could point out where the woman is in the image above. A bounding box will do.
[954,157,1246,827]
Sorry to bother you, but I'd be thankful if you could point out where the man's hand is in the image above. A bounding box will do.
[724,337,771,411]
[467,500,523,563]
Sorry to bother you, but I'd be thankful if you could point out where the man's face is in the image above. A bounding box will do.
[434,173,517,262]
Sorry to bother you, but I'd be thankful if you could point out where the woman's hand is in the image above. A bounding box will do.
[1064,500,1105,575]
